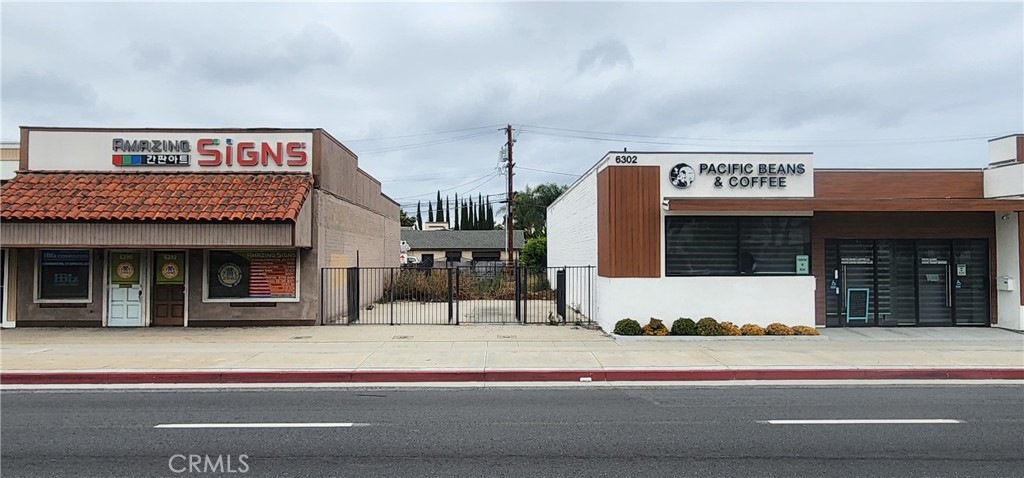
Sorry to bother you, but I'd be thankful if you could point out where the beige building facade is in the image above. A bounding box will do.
[0,127,399,327]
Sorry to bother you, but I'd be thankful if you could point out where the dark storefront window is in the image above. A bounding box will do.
[37,249,91,301]
[206,250,298,300]
[666,217,811,276]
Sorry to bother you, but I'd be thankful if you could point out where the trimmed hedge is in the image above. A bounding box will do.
[696,317,722,336]
[671,318,697,336]
[642,318,670,336]
[719,321,741,336]
[765,323,795,336]
[740,324,765,336]
[614,318,642,336]
[791,325,819,336]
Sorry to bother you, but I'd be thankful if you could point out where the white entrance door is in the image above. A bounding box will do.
[108,285,143,326]
[107,252,144,327]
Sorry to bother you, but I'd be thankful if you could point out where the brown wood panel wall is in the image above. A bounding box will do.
[597,166,661,277]
[814,171,985,199]
[811,212,996,326]
[1017,136,1024,163]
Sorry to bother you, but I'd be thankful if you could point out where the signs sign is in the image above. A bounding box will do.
[846,288,871,323]
[602,152,814,198]
[156,253,185,285]
[26,130,314,172]
[207,250,297,299]
[795,255,810,275]
[110,252,140,285]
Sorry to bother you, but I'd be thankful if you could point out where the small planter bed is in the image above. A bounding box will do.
[612,317,825,340]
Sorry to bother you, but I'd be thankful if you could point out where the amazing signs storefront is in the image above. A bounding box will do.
[548,138,1024,333]
[1,127,399,328]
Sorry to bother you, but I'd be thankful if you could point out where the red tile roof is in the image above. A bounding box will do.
[1,172,313,222]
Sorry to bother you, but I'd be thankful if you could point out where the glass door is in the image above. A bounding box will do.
[916,240,953,326]
[876,240,916,326]
[952,240,989,325]
[838,240,876,327]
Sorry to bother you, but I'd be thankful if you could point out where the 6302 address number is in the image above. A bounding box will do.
[614,155,638,164]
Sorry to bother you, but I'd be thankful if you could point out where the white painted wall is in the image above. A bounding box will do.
[984,163,1024,198]
[1,159,17,180]
[994,211,1023,330]
[988,135,1020,164]
[547,170,598,320]
[594,276,817,333]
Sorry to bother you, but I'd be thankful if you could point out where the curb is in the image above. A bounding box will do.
[2,368,1022,385]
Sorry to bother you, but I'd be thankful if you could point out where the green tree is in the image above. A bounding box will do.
[413,202,422,229]
[436,191,444,224]
[454,194,460,230]
[428,201,434,222]
[505,183,569,239]
[486,196,495,229]
[399,208,415,229]
[445,196,451,229]
[520,236,547,272]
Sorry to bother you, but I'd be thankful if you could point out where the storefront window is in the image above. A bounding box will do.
[666,217,810,276]
[37,249,92,301]
[205,250,299,301]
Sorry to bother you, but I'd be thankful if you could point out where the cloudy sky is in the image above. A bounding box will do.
[2,1,1022,214]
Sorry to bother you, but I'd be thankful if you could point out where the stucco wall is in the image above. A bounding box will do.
[186,248,317,324]
[548,169,599,320]
[994,211,1023,330]
[984,163,1024,198]
[14,248,104,325]
[595,276,817,333]
[317,190,399,322]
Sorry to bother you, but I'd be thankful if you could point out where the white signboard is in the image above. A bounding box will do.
[601,152,814,198]
[26,130,314,172]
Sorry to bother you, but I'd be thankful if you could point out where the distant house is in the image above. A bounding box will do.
[401,230,526,265]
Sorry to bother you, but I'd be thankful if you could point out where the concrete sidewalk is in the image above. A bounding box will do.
[1,325,1022,383]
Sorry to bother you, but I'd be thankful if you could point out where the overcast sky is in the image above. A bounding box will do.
[3,1,1022,213]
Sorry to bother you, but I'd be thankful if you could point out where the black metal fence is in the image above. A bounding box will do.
[320,265,595,325]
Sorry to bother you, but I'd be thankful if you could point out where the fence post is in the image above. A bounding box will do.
[514,264,522,322]
[389,268,395,326]
[588,265,594,324]
[556,268,567,322]
[447,268,454,324]
[455,267,461,325]
[346,267,360,324]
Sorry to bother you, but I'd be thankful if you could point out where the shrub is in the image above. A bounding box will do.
[719,321,741,336]
[740,324,765,336]
[520,236,547,272]
[765,323,795,336]
[642,318,670,336]
[696,317,722,336]
[671,318,697,336]
[791,325,819,336]
[613,318,642,336]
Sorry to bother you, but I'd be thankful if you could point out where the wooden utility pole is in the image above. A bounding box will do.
[505,124,515,263]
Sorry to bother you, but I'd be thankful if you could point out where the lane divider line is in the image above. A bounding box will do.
[154,423,368,429]
[761,419,961,425]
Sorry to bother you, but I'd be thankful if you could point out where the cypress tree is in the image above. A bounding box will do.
[478,194,486,230]
[446,196,451,229]
[416,201,423,230]
[486,196,495,229]
[428,201,434,222]
[436,191,444,223]
[468,197,475,230]
[454,194,460,230]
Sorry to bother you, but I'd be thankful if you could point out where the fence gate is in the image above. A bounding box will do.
[320,265,594,326]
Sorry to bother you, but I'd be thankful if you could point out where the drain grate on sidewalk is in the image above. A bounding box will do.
[392,336,414,340]
[497,335,517,339]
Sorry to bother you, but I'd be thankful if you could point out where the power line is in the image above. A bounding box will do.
[341,124,505,142]
[356,128,495,155]
[517,166,580,177]
[390,171,501,200]
[520,124,1013,146]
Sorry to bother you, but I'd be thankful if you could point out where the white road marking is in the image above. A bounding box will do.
[154,422,367,429]
[762,419,961,425]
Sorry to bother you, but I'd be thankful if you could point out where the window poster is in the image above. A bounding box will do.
[208,250,297,299]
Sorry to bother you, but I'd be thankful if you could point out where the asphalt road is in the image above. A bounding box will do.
[1,385,1022,477]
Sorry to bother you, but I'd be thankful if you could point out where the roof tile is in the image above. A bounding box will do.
[1,172,313,222]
